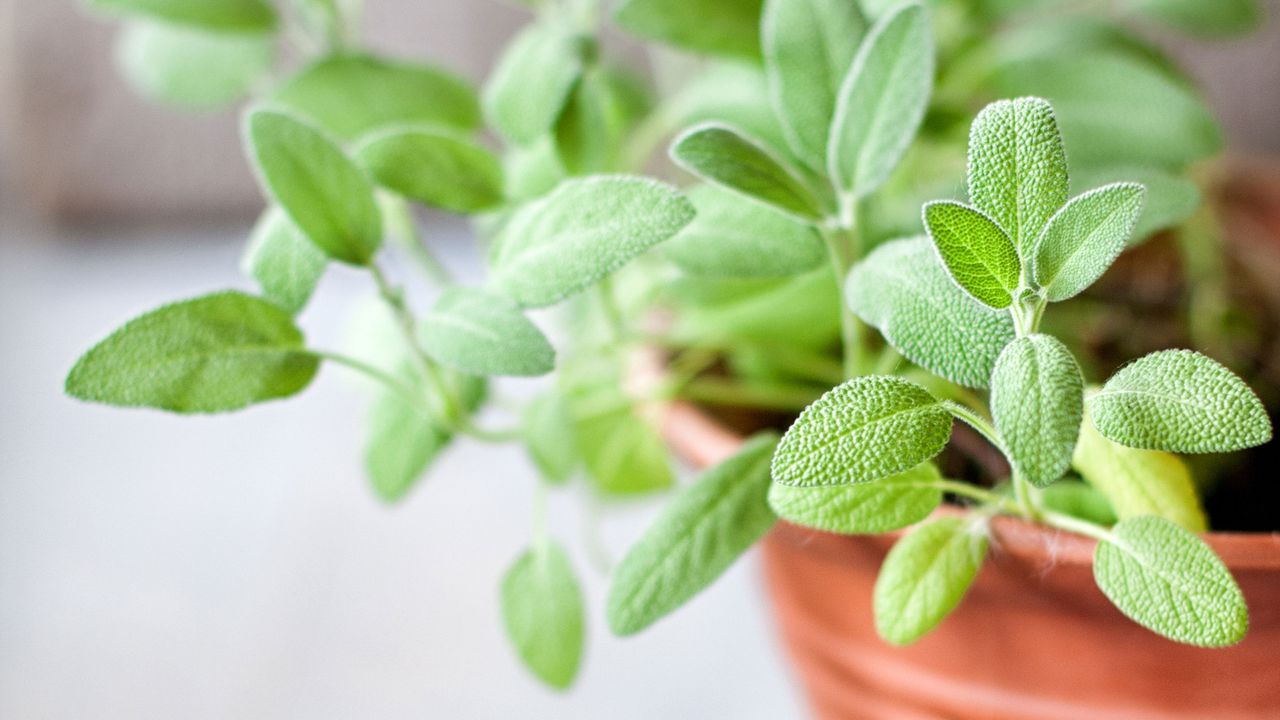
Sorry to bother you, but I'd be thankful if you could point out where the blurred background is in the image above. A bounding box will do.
[1,1,1277,718]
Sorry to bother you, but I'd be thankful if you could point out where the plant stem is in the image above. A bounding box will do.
[820,210,865,379]
[942,400,1007,455]
[1012,469,1040,520]
[307,348,422,401]
[933,479,1019,513]
[1039,509,1115,543]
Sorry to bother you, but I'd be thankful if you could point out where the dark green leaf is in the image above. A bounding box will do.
[922,201,1021,309]
[671,123,825,220]
[355,127,504,214]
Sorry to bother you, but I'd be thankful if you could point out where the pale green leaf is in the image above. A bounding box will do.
[923,201,1021,309]
[354,127,504,214]
[569,382,672,496]
[505,137,567,202]
[116,21,273,109]
[1071,167,1199,244]
[665,62,794,166]
[1034,183,1146,301]
[241,208,327,315]
[89,0,276,32]
[483,23,583,145]
[768,461,943,534]
[522,391,579,485]
[990,334,1084,487]
[671,123,825,221]
[1038,479,1119,526]
[665,185,824,278]
[874,517,988,645]
[1129,0,1261,38]
[502,541,586,689]
[614,0,763,60]
[668,269,841,350]
[554,67,650,174]
[420,288,554,377]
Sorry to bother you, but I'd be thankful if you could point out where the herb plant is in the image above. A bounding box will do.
[69,0,1269,691]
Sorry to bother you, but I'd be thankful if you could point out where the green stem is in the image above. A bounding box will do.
[1012,470,1040,520]
[369,262,465,419]
[307,349,422,401]
[1040,509,1115,543]
[819,212,865,379]
[934,479,1020,514]
[942,400,1007,455]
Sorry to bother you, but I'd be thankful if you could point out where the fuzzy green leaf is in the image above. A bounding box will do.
[568,373,673,496]
[245,109,382,266]
[828,2,934,198]
[554,67,650,175]
[522,391,579,485]
[1072,167,1199,244]
[665,62,794,166]
[355,128,504,214]
[66,291,318,413]
[772,376,952,487]
[607,433,778,635]
[665,185,824,278]
[923,201,1021,309]
[874,517,988,646]
[1034,183,1146,301]
[1129,0,1261,38]
[847,236,1015,388]
[420,288,554,377]
[990,334,1084,487]
[241,208,327,315]
[89,0,276,32]
[671,123,825,220]
[669,269,841,350]
[501,541,586,689]
[1090,350,1272,453]
[490,176,695,308]
[614,0,763,60]
[116,21,273,109]
[483,23,583,146]
[768,461,942,534]
[1094,516,1247,647]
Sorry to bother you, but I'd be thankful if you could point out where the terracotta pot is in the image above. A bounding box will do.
[659,402,1280,720]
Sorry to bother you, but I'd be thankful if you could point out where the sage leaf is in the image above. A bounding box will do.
[501,541,586,689]
[1090,350,1272,453]
[666,62,794,167]
[1094,516,1247,647]
[1038,479,1118,526]
[614,0,763,60]
[522,391,579,485]
[490,176,695,308]
[990,334,1084,487]
[420,288,554,377]
[669,269,841,350]
[846,236,1014,388]
[505,137,567,202]
[483,23,583,146]
[874,517,988,646]
[923,201,1021,309]
[554,67,649,175]
[607,432,778,635]
[665,185,824,278]
[1034,182,1146,301]
[355,128,504,214]
[1129,0,1261,38]
[670,123,825,221]
[66,291,318,413]
[768,462,943,534]
[116,21,273,109]
[828,2,934,198]
[241,208,327,315]
[967,97,1068,255]
[1072,167,1199,244]
[245,109,382,266]
[569,381,673,496]
[89,0,277,32]
[772,376,952,487]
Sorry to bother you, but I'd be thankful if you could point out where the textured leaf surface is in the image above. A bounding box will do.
[671,124,824,220]
[502,541,585,689]
[245,110,382,265]
[355,128,504,214]
[665,185,823,278]
[1094,516,1246,647]
[1072,167,1199,244]
[768,462,942,534]
[990,334,1083,487]
[614,0,763,60]
[522,391,579,485]
[116,21,273,109]
[607,433,778,635]
[923,201,1021,309]
[772,376,952,487]
[420,288,554,377]
[1034,183,1145,301]
[490,176,694,308]
[828,2,933,198]
[241,208,326,315]
[1090,350,1271,453]
[66,292,317,413]
[90,0,276,32]
[483,23,583,145]
[874,517,987,645]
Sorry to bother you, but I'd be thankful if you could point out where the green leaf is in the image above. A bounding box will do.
[670,123,825,221]
[772,376,953,487]
[665,185,824,278]
[607,433,778,635]
[967,97,1069,256]
[828,2,934,198]
[1090,350,1272,453]
[768,461,943,534]
[762,0,866,169]
[922,201,1021,309]
[420,288,554,377]
[241,208,327,315]
[614,0,763,60]
[874,517,987,646]
[273,54,479,142]
[847,236,1015,388]
[568,370,673,496]
[669,269,841,350]
[990,334,1084,487]
[245,109,382,266]
[1073,409,1206,531]
[1034,183,1146,301]
[66,291,318,413]
[501,541,586,689]
[522,391,580,485]
[505,137,567,202]
[354,128,504,214]
[89,0,277,32]
[1129,0,1261,38]
[1038,479,1118,526]
[665,62,794,166]
[490,176,695,308]
[115,21,273,109]
[1071,167,1199,244]
[1094,516,1247,647]
[483,23,584,146]
[554,67,650,175]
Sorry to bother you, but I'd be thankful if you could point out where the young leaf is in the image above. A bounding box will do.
[1034,183,1146,301]
[1071,167,1199,245]
[66,291,318,413]
[874,517,988,646]
[1094,516,1247,647]
[846,236,1015,388]
[607,433,779,635]
[665,62,795,166]
[554,67,649,175]
[420,288,554,377]
[501,541,586,689]
[1129,0,1261,38]
[354,128,504,214]
[762,0,866,169]
[89,0,277,32]
[967,97,1068,256]
[490,176,695,308]
[483,23,583,146]
[573,401,673,496]
[116,21,273,109]
[670,123,826,221]
[614,0,763,60]
[828,2,934,198]
[768,462,943,534]
[1038,479,1118,526]
[922,201,1021,309]
[241,208,327,315]
[990,334,1084,487]
[664,185,824,278]
[772,376,953,487]
[1090,350,1272,453]
[245,109,382,266]
[522,391,579,485]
